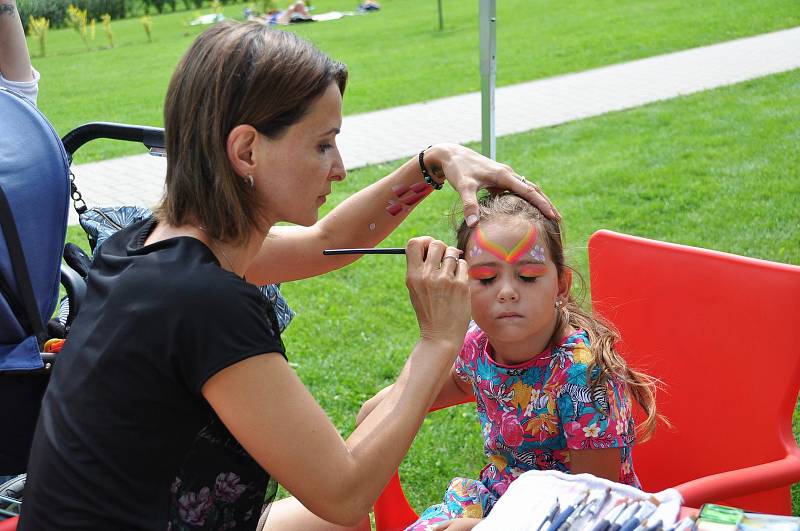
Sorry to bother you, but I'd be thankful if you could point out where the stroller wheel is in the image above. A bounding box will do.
[0,474,25,502]
[0,474,24,519]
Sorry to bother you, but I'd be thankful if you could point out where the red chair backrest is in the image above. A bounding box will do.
[588,230,800,514]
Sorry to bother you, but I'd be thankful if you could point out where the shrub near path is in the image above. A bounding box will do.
[32,0,800,162]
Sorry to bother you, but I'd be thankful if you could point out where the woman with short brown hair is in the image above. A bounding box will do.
[19,22,556,531]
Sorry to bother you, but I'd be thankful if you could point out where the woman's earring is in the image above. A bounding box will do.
[555,299,563,309]
[246,174,254,188]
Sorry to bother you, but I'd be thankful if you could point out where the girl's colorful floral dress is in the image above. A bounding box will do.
[407,324,639,531]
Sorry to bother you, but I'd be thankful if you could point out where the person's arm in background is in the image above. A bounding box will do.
[0,0,40,104]
[0,0,33,81]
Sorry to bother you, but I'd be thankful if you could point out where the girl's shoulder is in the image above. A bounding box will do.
[462,321,488,347]
[458,322,489,367]
[558,329,590,349]
[560,329,592,360]
[465,321,486,342]
[552,330,595,382]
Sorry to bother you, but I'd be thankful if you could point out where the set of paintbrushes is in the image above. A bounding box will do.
[532,488,678,531]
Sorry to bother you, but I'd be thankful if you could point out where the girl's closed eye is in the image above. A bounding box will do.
[318,143,333,153]
[469,266,497,285]
[518,263,546,282]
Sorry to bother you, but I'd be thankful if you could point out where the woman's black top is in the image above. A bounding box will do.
[19,218,285,530]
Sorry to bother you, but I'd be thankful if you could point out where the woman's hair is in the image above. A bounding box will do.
[455,193,660,440]
[157,21,348,244]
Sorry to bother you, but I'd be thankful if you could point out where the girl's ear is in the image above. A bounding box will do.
[226,124,259,178]
[557,268,572,300]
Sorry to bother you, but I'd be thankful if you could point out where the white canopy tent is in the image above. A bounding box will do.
[437,0,496,158]
[479,0,496,159]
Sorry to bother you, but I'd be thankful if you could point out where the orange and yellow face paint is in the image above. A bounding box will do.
[467,225,548,280]
[518,263,547,278]
[468,265,497,281]
[470,227,545,264]
[474,225,538,263]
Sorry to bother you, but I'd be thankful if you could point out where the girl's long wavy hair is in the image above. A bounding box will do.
[455,193,661,441]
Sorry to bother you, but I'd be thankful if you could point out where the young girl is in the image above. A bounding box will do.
[358,193,659,530]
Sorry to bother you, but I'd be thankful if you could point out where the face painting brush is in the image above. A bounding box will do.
[323,248,406,255]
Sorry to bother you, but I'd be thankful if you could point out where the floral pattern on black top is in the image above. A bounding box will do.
[168,285,292,531]
[168,418,278,530]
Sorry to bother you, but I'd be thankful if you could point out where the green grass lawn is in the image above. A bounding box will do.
[33,0,800,162]
[274,69,800,515]
[64,67,800,516]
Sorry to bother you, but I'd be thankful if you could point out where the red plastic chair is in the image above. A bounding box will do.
[374,399,473,531]
[588,230,800,515]
[374,230,800,529]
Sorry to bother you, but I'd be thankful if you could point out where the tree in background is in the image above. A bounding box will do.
[66,4,89,49]
[141,14,151,42]
[100,12,113,47]
[27,16,49,57]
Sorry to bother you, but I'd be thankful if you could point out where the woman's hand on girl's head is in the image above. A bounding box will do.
[405,237,471,348]
[425,144,560,226]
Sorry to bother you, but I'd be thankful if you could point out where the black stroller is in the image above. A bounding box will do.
[0,86,164,527]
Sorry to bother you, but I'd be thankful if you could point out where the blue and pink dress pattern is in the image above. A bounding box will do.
[407,324,639,530]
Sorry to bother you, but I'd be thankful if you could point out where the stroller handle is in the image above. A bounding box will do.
[61,122,165,159]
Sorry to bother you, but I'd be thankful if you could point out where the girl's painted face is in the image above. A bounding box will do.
[465,216,564,362]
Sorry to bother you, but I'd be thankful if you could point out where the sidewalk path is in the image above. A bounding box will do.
[68,26,800,225]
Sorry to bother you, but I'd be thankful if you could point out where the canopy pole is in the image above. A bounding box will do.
[479,0,496,160]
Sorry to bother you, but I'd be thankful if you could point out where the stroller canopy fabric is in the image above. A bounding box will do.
[0,88,69,370]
